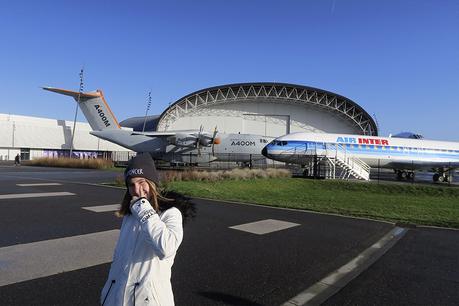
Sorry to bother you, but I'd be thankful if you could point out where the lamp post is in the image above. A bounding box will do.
[69,68,84,158]
[142,91,152,132]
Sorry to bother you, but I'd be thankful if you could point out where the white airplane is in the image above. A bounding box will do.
[262,132,459,182]
[43,87,272,165]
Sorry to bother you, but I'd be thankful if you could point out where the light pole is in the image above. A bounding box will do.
[142,91,152,132]
[69,68,84,158]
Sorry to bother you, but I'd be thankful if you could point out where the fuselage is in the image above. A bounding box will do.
[91,129,272,163]
[262,132,459,170]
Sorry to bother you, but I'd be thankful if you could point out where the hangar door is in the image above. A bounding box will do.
[242,114,290,137]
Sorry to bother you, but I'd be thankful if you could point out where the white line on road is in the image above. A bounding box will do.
[282,227,408,306]
[229,219,300,235]
[0,192,75,200]
[0,230,119,287]
[82,204,120,213]
[16,183,62,187]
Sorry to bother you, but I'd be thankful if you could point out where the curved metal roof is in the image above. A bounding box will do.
[157,82,377,136]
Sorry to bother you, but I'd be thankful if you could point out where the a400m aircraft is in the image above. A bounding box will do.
[43,87,272,165]
[262,132,459,182]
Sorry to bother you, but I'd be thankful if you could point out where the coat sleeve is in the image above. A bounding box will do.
[139,207,183,259]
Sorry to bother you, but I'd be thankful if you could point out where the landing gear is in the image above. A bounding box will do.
[406,172,415,180]
[302,168,309,177]
[433,173,452,183]
[396,170,415,181]
[396,171,405,180]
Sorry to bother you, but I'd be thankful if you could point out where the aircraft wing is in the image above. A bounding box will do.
[130,130,199,137]
[130,129,220,148]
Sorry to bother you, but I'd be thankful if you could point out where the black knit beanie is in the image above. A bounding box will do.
[124,153,160,186]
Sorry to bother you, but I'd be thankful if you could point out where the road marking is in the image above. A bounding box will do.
[282,227,408,306]
[82,204,120,212]
[0,230,119,287]
[0,192,75,200]
[16,183,62,187]
[5,174,126,190]
[229,219,300,235]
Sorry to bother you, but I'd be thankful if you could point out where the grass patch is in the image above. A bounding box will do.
[166,178,459,228]
[26,157,114,169]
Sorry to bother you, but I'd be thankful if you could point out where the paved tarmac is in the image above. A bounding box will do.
[0,166,457,305]
[324,227,459,306]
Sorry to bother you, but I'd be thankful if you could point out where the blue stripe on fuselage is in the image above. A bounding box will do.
[266,140,459,160]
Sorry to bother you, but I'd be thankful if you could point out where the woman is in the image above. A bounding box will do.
[101,153,183,306]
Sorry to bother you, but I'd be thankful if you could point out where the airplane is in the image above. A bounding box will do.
[42,87,272,165]
[262,132,459,182]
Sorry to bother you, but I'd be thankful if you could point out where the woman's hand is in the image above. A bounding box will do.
[130,197,156,223]
[130,196,140,205]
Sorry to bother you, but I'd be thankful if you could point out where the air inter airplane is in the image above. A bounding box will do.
[43,87,272,165]
[262,132,459,182]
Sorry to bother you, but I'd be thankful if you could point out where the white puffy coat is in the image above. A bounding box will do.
[101,199,183,306]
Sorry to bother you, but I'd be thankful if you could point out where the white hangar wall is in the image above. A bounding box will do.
[0,113,131,161]
[162,101,362,137]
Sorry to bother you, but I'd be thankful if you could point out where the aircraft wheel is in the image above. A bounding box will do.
[438,175,444,183]
[396,171,403,180]
[433,174,440,182]
[400,171,407,180]
[444,175,450,183]
[407,172,415,180]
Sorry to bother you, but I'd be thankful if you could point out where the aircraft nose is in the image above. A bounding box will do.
[262,146,268,157]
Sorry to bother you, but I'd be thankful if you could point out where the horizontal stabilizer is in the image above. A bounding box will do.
[42,87,100,101]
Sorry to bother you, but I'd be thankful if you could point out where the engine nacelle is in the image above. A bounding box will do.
[199,137,213,147]
[167,133,198,147]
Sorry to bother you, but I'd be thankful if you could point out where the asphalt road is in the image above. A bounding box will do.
[324,227,459,306]
[0,166,457,305]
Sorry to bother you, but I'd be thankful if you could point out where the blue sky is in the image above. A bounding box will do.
[1,0,458,140]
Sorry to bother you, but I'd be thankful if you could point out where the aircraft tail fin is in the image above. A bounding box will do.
[43,87,120,131]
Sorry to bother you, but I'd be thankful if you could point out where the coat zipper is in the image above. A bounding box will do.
[133,282,140,306]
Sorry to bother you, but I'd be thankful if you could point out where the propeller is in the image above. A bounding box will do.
[211,126,218,156]
[196,125,203,155]
[194,125,219,156]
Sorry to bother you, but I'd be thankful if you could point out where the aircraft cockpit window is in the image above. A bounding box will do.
[281,141,288,146]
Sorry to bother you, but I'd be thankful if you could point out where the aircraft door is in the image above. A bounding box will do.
[315,142,326,155]
[307,142,315,154]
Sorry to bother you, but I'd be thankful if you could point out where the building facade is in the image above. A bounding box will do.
[0,113,131,161]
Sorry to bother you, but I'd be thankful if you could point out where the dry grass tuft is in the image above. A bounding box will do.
[26,157,114,169]
[161,168,291,183]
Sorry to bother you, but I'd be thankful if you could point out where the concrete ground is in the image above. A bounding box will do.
[0,166,457,305]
